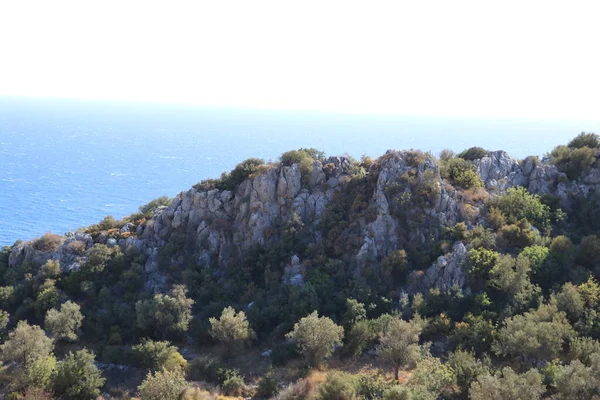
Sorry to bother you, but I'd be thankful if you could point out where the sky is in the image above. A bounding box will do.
[0,1,598,120]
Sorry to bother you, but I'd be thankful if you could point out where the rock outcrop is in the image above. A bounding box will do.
[7,147,600,295]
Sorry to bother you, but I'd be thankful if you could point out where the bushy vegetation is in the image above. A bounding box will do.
[3,134,600,398]
[440,155,484,189]
[194,157,265,191]
[550,132,599,179]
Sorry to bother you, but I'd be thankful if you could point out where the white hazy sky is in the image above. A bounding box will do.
[0,1,598,119]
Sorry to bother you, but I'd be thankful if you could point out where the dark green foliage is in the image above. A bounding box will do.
[344,319,374,359]
[448,349,488,396]
[441,157,483,189]
[317,371,357,400]
[135,284,194,339]
[449,314,497,355]
[139,196,172,216]
[568,132,600,149]
[221,371,246,396]
[458,146,488,161]
[187,357,224,383]
[466,248,500,290]
[490,186,551,233]
[194,157,265,192]
[493,302,575,366]
[551,144,597,179]
[342,298,367,328]
[54,349,105,400]
[355,374,387,400]
[280,148,325,166]
[132,339,182,371]
[256,369,279,399]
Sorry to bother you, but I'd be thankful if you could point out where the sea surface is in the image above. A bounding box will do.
[1,96,598,246]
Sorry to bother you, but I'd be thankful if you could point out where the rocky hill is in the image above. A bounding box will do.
[3,134,600,399]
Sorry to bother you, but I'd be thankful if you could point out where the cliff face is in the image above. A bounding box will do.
[8,148,600,295]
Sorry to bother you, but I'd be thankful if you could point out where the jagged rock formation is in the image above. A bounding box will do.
[8,147,600,295]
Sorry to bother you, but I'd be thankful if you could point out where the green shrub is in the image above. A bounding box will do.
[194,158,265,192]
[221,371,246,396]
[497,219,540,249]
[45,300,83,341]
[280,148,325,166]
[139,196,172,216]
[490,186,551,233]
[133,339,186,372]
[209,306,254,351]
[568,132,600,149]
[403,149,428,167]
[448,349,487,395]
[286,311,344,367]
[317,371,357,400]
[550,145,597,179]
[0,321,54,365]
[136,284,194,338]
[355,374,386,400]
[458,146,488,161]
[280,148,325,185]
[569,336,600,365]
[54,349,106,400]
[137,369,187,400]
[442,157,483,189]
[256,369,279,399]
[382,386,410,400]
[186,357,223,383]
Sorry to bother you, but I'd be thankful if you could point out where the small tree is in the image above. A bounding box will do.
[376,316,422,380]
[209,307,254,351]
[45,300,83,341]
[286,311,344,367]
[136,284,194,338]
[22,354,57,392]
[448,349,487,396]
[0,321,54,365]
[54,349,105,400]
[342,298,367,328]
[137,369,188,400]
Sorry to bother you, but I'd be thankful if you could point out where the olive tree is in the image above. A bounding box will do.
[45,300,83,341]
[137,369,187,400]
[136,284,194,338]
[286,311,344,367]
[376,316,423,380]
[0,321,54,365]
[209,306,254,351]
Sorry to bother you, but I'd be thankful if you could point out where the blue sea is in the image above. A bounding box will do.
[0,96,598,246]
